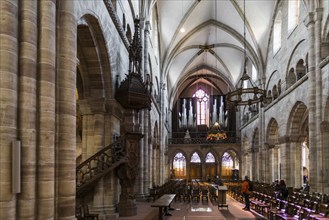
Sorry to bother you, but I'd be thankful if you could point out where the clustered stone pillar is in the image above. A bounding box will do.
[37,0,57,218]
[56,1,77,219]
[314,8,324,193]
[320,122,329,193]
[0,1,18,219]
[1,0,78,219]
[17,0,38,219]
[304,10,319,192]
[278,136,290,186]
[142,20,151,198]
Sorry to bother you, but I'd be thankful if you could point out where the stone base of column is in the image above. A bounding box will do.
[118,198,137,217]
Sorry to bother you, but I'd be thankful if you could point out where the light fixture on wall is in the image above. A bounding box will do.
[226,0,266,108]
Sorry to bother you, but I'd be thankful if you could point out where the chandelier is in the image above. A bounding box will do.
[226,0,266,108]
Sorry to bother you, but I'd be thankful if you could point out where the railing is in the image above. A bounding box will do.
[76,136,126,196]
[168,131,240,145]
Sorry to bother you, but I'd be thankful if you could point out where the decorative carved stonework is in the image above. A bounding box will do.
[103,0,130,50]
[321,121,329,132]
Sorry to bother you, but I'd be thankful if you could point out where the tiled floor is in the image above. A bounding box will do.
[117,195,267,220]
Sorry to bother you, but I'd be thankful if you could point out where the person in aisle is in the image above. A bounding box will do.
[241,176,251,211]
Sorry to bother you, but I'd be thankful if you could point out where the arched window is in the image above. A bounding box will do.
[296,59,306,80]
[222,152,233,167]
[190,152,201,163]
[302,139,309,184]
[173,152,186,177]
[126,24,132,43]
[288,0,299,33]
[286,68,296,88]
[193,89,209,126]
[278,80,282,94]
[272,85,278,99]
[150,3,159,60]
[251,65,257,82]
[273,10,282,54]
[122,14,126,30]
[205,152,215,163]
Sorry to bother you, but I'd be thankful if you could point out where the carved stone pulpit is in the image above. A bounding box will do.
[114,17,151,217]
[116,132,143,217]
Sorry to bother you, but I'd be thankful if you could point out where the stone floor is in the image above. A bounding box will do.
[117,195,267,220]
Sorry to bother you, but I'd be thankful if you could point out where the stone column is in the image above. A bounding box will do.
[201,161,206,181]
[259,103,265,182]
[218,159,221,179]
[103,172,119,219]
[103,101,122,218]
[56,1,76,219]
[0,1,18,219]
[142,20,151,197]
[279,136,291,186]
[263,145,272,183]
[91,103,107,218]
[304,12,318,192]
[295,142,303,189]
[186,161,191,181]
[252,150,259,181]
[271,145,280,181]
[320,121,329,193]
[268,146,274,182]
[315,8,323,193]
[16,0,38,219]
[36,1,57,218]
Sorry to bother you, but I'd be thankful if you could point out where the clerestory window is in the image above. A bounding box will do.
[273,10,282,54]
[288,0,299,34]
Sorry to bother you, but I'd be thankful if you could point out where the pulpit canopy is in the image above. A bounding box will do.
[115,17,152,111]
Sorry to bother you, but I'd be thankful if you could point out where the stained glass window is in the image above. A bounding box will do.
[193,89,209,125]
[222,152,233,167]
[205,152,215,163]
[173,153,186,177]
[190,152,201,163]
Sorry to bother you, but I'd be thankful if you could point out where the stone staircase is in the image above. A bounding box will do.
[76,137,126,197]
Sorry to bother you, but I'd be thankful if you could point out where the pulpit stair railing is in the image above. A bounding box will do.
[76,136,126,196]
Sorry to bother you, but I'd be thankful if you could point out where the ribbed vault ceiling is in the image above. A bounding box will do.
[156,0,277,104]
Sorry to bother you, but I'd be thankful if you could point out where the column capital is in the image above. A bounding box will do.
[304,12,315,27]
[315,8,323,21]
[321,121,329,132]
[144,20,151,33]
